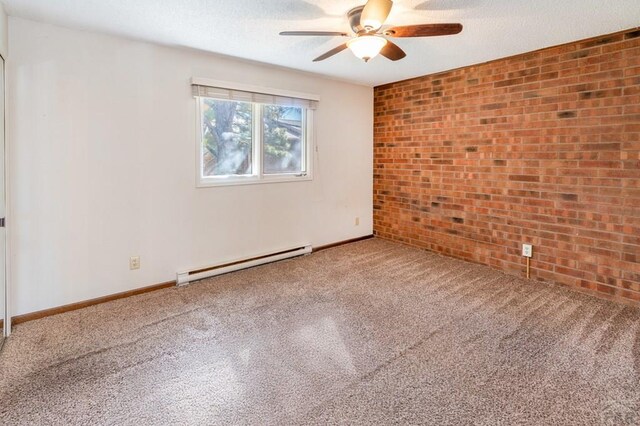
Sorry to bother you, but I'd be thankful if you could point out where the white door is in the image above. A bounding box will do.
[0,55,6,342]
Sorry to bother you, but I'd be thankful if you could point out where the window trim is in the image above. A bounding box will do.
[195,95,314,188]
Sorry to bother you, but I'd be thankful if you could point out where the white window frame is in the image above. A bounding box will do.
[194,79,316,188]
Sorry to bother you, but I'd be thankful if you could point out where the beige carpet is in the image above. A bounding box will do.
[1,238,639,425]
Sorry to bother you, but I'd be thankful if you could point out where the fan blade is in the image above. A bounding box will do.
[313,43,349,62]
[361,0,393,30]
[385,23,462,37]
[280,31,349,37]
[380,40,406,61]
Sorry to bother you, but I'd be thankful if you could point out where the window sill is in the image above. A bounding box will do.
[197,174,312,188]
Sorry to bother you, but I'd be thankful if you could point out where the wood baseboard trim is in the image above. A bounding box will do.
[11,280,176,326]
[313,234,374,252]
[8,235,375,327]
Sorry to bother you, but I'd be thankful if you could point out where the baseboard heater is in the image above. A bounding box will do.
[176,244,312,286]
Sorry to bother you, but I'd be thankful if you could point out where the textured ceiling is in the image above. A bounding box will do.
[3,0,640,86]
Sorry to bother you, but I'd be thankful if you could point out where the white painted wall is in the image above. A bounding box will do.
[0,5,7,59]
[7,17,373,316]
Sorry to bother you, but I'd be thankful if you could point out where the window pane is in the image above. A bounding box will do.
[262,105,304,175]
[201,98,253,177]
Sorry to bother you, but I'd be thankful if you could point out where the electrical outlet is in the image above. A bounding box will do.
[522,244,533,258]
[130,256,140,270]
[355,217,360,226]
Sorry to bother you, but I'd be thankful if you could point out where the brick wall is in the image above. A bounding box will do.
[373,28,640,302]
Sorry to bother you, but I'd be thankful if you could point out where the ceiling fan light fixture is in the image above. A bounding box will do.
[347,35,388,62]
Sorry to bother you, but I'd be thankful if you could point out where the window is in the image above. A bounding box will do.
[193,80,317,186]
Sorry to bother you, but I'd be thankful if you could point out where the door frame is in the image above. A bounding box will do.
[1,53,8,339]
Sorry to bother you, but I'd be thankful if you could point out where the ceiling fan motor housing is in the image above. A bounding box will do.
[348,6,366,33]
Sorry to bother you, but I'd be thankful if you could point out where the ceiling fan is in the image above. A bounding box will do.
[279,0,463,63]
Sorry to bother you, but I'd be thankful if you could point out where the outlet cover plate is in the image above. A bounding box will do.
[130,256,140,270]
[522,244,533,258]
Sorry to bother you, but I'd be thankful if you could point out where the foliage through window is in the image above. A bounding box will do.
[201,100,253,176]
[198,97,312,186]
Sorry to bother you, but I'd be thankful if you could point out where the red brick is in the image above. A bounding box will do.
[373,27,640,303]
